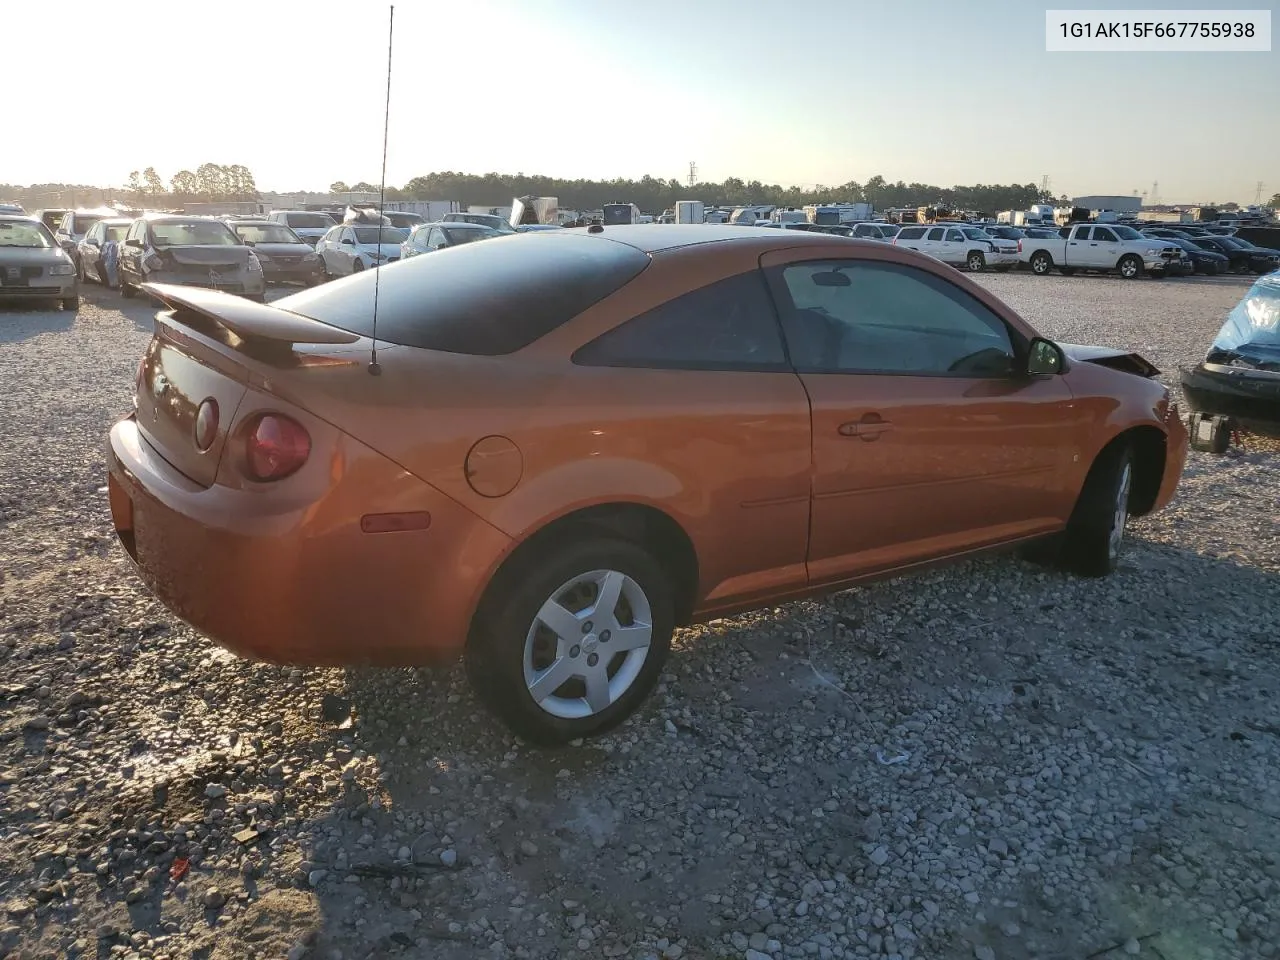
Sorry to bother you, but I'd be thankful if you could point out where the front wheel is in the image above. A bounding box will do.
[1117,255,1143,279]
[351,259,365,273]
[61,296,79,312]
[1060,443,1133,577]
[119,276,136,298]
[1030,251,1053,275]
[466,538,673,744]
[966,251,986,272]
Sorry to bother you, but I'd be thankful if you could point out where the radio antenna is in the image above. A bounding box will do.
[368,4,395,377]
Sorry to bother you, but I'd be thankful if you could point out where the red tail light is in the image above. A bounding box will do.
[1017,239,1023,253]
[891,237,898,245]
[243,413,310,481]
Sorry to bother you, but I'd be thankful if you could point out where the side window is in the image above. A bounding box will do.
[57,213,72,234]
[1094,227,1117,242]
[946,229,964,242]
[773,260,1017,378]
[573,271,787,371]
[87,223,102,242]
[424,228,441,249]
[127,221,143,242]
[1073,227,1092,241]
[926,227,945,241]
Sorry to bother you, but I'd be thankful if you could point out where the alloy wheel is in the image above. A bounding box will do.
[522,569,653,719]
[1109,461,1132,561]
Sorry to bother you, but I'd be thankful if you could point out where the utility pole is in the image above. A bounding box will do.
[688,162,698,189]
[1151,181,1160,205]
[1255,181,1264,204]
[1040,174,1050,196]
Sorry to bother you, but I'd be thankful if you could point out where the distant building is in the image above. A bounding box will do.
[1073,195,1143,214]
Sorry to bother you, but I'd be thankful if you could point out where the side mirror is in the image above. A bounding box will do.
[1027,337,1065,376]
[341,238,354,246]
[125,238,143,248]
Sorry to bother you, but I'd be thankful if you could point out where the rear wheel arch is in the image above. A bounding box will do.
[471,502,700,636]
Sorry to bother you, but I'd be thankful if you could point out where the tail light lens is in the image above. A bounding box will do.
[1017,239,1023,253]
[243,413,310,481]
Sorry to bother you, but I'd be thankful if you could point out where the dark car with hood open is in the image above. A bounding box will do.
[1181,271,1280,452]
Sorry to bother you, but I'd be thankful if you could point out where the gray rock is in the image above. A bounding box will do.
[203,887,226,910]
[204,783,228,800]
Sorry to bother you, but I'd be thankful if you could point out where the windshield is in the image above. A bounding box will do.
[1112,226,1143,240]
[962,229,990,240]
[443,226,499,244]
[0,220,54,247]
[104,225,128,243]
[353,227,408,244]
[150,220,240,246]
[235,224,302,244]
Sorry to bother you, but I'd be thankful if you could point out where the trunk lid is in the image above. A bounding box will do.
[134,284,360,488]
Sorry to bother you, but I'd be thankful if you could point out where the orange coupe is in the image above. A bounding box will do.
[107,226,1187,743]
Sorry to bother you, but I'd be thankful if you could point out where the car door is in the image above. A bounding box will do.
[316,227,339,273]
[1090,226,1122,268]
[1066,226,1101,267]
[920,226,946,260]
[944,228,967,264]
[338,227,360,273]
[121,221,145,283]
[760,249,1085,585]
[568,269,813,610]
[81,222,102,278]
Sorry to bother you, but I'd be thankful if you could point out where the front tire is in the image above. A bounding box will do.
[966,251,986,272]
[466,538,673,744]
[1030,251,1053,275]
[119,276,136,298]
[1118,255,1143,279]
[351,259,365,273]
[1060,443,1133,577]
[61,296,79,311]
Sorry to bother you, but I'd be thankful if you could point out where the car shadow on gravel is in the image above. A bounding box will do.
[5,528,1278,960]
[0,302,75,343]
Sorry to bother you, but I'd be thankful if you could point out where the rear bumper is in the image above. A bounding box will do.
[1179,363,1280,437]
[106,414,511,666]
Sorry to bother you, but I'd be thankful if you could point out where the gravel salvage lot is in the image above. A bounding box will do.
[2,274,1278,960]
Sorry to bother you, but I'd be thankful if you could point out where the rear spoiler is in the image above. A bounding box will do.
[142,283,360,345]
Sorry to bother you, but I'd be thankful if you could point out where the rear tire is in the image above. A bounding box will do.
[1059,443,1133,578]
[466,537,673,745]
[351,260,365,273]
[1030,251,1053,275]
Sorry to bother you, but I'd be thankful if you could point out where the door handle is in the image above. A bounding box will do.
[838,416,893,440]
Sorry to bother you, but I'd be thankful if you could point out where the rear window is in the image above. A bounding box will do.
[286,213,336,228]
[276,233,651,355]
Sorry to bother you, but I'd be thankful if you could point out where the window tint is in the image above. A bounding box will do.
[946,229,964,242]
[1073,227,1092,241]
[773,260,1017,378]
[897,227,925,239]
[573,271,786,371]
[1093,227,1117,242]
[278,233,651,356]
[926,228,945,241]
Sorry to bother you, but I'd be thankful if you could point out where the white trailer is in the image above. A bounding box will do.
[383,200,462,220]
[675,200,705,224]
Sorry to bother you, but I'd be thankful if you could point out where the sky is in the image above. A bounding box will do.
[6,0,1277,203]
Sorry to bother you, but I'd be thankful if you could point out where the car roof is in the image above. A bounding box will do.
[556,224,857,254]
[228,220,277,227]
[141,214,226,222]
[0,214,41,224]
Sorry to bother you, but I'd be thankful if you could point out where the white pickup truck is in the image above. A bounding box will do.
[1020,223,1184,279]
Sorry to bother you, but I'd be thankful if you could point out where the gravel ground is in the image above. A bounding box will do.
[1,272,1278,960]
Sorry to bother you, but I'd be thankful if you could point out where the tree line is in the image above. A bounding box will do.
[385,172,1054,216]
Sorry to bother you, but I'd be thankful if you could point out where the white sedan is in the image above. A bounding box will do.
[315,224,409,277]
